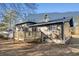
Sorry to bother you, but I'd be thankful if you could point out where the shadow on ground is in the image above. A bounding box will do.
[0,37,79,56]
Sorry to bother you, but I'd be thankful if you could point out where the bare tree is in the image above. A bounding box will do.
[0,3,38,31]
[2,10,18,30]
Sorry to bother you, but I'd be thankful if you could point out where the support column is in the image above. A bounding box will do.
[61,23,64,40]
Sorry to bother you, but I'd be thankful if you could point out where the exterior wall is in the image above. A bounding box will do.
[14,27,19,41]
[24,27,41,42]
[14,26,25,42]
[50,24,63,43]
[14,25,42,43]
[37,24,63,43]
[64,22,71,41]
[73,16,79,35]
[14,23,29,42]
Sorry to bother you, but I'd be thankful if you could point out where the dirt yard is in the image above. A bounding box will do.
[0,37,79,56]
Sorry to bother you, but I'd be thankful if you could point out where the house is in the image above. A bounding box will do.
[14,16,73,44]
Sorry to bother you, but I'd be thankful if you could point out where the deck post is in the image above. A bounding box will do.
[61,22,64,40]
[41,32,43,42]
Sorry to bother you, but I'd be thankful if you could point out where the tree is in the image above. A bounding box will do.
[0,23,8,31]
[0,3,38,31]
[25,3,37,14]
[2,10,18,30]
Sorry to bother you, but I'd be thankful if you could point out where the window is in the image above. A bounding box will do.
[32,27,37,31]
[48,25,52,30]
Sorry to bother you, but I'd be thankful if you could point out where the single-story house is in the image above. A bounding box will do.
[14,17,73,44]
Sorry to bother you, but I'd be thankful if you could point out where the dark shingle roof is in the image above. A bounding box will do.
[15,21,36,26]
[29,17,72,27]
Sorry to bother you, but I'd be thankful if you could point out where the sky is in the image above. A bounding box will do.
[36,3,79,13]
[0,3,79,14]
[0,3,79,22]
